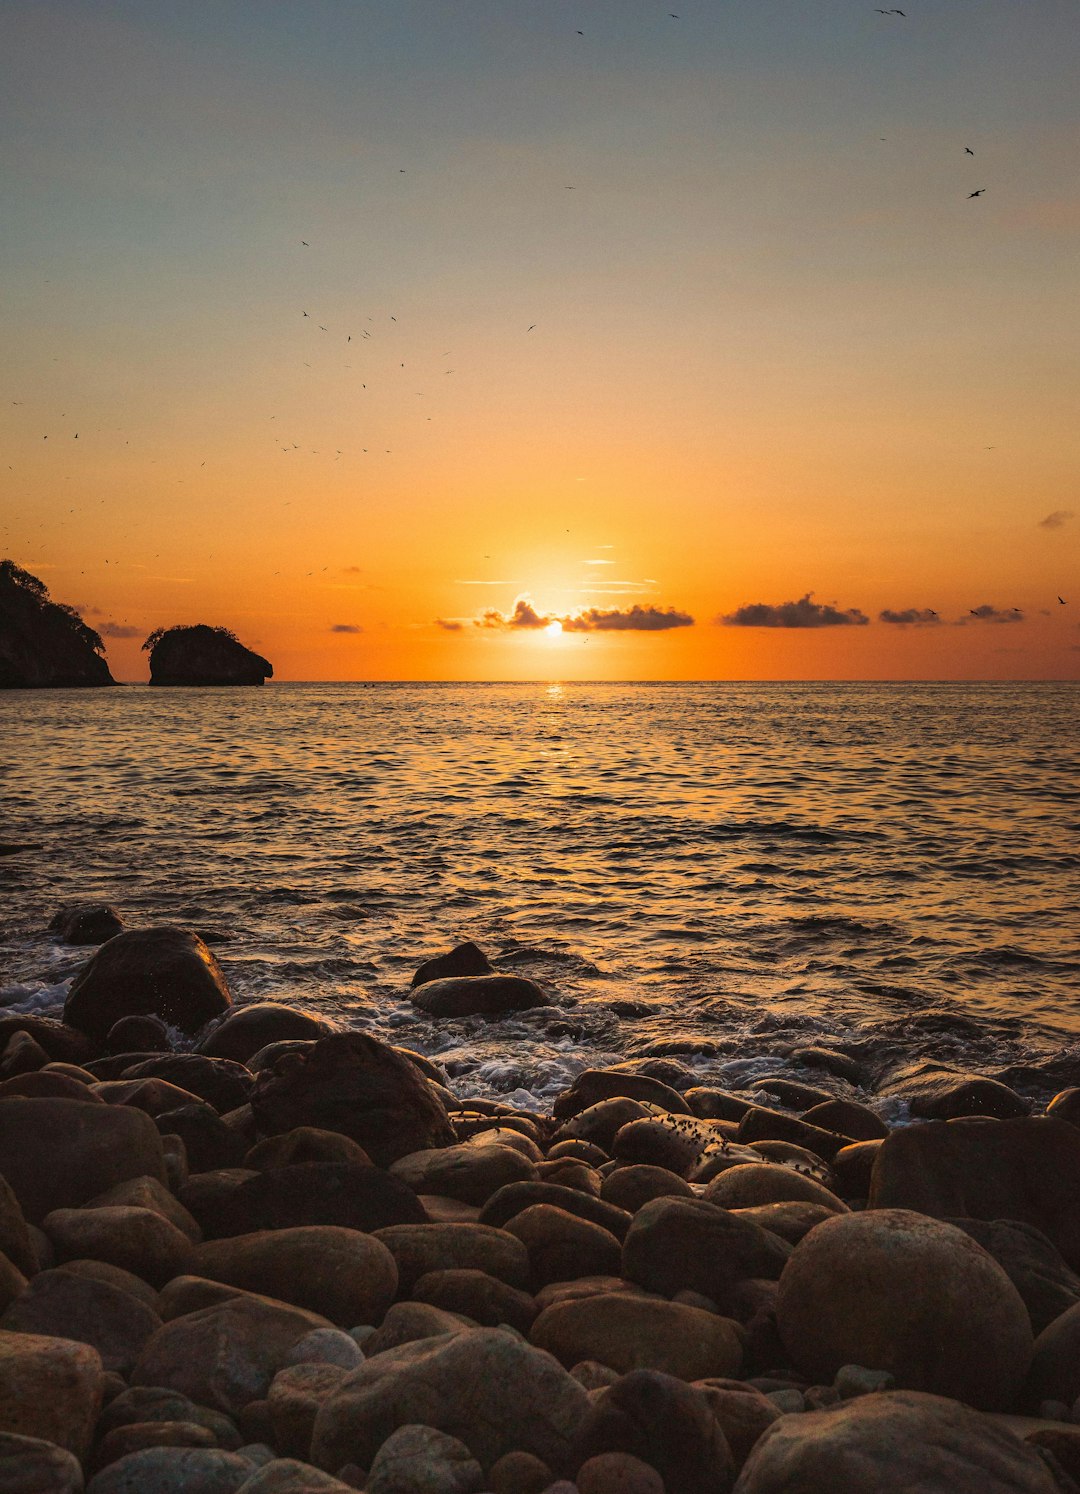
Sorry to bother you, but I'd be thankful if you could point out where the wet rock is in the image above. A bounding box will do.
[1027,1301,1080,1408]
[0,1016,99,1068]
[830,1139,881,1198]
[199,1007,336,1066]
[0,1430,84,1492]
[88,1174,201,1242]
[479,1183,632,1242]
[373,1223,530,1294]
[52,1257,159,1308]
[250,1033,455,1168]
[85,1447,255,1491]
[0,1329,103,1460]
[107,1016,172,1054]
[192,1227,397,1327]
[209,1163,427,1238]
[154,1103,248,1172]
[311,1327,591,1473]
[737,1107,846,1161]
[547,1140,610,1166]
[1047,1090,1080,1129]
[571,1369,734,1494]
[178,1170,260,1237]
[364,1301,470,1356]
[535,1159,601,1194]
[132,1295,334,1416]
[43,1206,194,1288]
[777,1209,1033,1410]
[754,1077,836,1110]
[413,1269,537,1333]
[0,1268,161,1374]
[532,1294,744,1381]
[411,975,551,1019]
[621,1197,790,1311]
[412,942,494,988]
[233,1459,357,1491]
[268,1363,350,1458]
[95,1419,221,1466]
[94,1076,209,1116]
[391,1143,536,1206]
[489,1449,553,1493]
[64,927,233,1042]
[703,1163,848,1214]
[787,1046,863,1085]
[121,1055,254,1112]
[505,1205,622,1286]
[611,1114,732,1177]
[733,1389,1061,1493]
[800,1098,888,1141]
[0,1175,37,1276]
[576,1451,665,1494]
[693,1381,780,1469]
[947,1218,1080,1334]
[599,1164,692,1213]
[684,1088,752,1122]
[98,1384,242,1445]
[0,1069,100,1102]
[882,1063,1032,1121]
[0,1097,166,1223]
[0,1030,49,1077]
[553,1071,690,1122]
[49,903,124,946]
[731,1202,838,1246]
[245,1129,372,1171]
[869,1117,1080,1269]
[365,1422,484,1494]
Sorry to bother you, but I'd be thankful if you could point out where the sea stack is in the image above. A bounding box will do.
[0,560,115,688]
[144,624,273,686]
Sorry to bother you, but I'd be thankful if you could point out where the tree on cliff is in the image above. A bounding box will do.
[142,623,273,686]
[0,560,114,688]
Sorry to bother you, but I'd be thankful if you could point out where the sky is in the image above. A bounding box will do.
[2,0,1078,681]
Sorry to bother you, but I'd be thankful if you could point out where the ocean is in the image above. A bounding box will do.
[3,680,1079,1109]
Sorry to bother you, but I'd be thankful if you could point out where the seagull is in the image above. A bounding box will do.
[968,189,986,197]
[527,324,537,332]
[301,240,309,246]
[1059,596,1067,605]
[965,147,974,155]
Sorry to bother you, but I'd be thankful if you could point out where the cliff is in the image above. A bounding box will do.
[145,624,273,686]
[0,561,115,688]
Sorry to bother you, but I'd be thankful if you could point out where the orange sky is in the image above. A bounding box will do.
[2,1,1077,680]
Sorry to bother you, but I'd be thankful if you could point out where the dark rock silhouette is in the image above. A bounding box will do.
[49,903,125,946]
[143,624,272,686]
[0,560,114,688]
[63,926,234,1041]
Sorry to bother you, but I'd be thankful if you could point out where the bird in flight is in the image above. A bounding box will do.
[527,324,537,332]
[968,189,986,197]
[1059,596,1067,605]
[965,147,974,155]
[301,241,309,246]
[875,7,905,13]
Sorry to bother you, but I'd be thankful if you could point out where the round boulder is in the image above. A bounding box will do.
[63,926,233,1042]
[199,1005,336,1065]
[410,975,551,1018]
[776,1209,1033,1410]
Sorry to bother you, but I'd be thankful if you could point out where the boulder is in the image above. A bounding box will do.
[63,927,233,1042]
[43,1206,195,1288]
[599,1165,693,1214]
[754,1077,836,1110]
[532,1295,744,1381]
[233,1462,356,1492]
[621,1197,790,1311]
[206,1163,427,1238]
[411,975,551,1019]
[199,1007,335,1065]
[54,1257,158,1307]
[192,1227,398,1326]
[87,1174,201,1242]
[132,1295,334,1415]
[732,1389,1062,1492]
[391,1143,536,1206]
[1027,1300,1080,1407]
[576,1453,665,1494]
[178,1169,259,1237]
[0,1016,99,1067]
[411,942,494,988]
[737,1107,846,1161]
[0,1031,48,1078]
[553,1071,691,1122]
[947,1218,1080,1334]
[97,1384,242,1443]
[412,1269,537,1333]
[800,1099,889,1141]
[0,1175,37,1276]
[364,1423,484,1493]
[310,1327,591,1473]
[95,1420,221,1466]
[571,1369,734,1494]
[703,1164,848,1214]
[119,1054,253,1112]
[478,1182,632,1242]
[0,1070,99,1102]
[731,1202,838,1246]
[0,1259,25,1317]
[787,1046,864,1084]
[267,1362,350,1458]
[0,1268,162,1374]
[249,1033,455,1168]
[0,561,114,687]
[154,1104,247,1172]
[777,1209,1034,1410]
[0,1099,166,1223]
[364,1301,470,1357]
[0,1430,84,1492]
[93,1076,206,1115]
[245,1129,372,1171]
[85,1448,255,1491]
[373,1223,530,1295]
[611,1115,732,1177]
[555,1100,656,1154]
[49,902,124,945]
[880,1063,1031,1120]
[869,1117,1080,1269]
[106,1016,172,1054]
[694,1382,780,1470]
[145,623,272,687]
[0,1329,103,1459]
[505,1205,622,1287]
[1047,1089,1080,1129]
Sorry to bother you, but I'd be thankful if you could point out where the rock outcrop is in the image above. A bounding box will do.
[63,926,234,1042]
[0,560,114,688]
[144,624,272,686]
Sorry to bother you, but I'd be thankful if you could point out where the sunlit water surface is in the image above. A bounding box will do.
[3,681,1078,1108]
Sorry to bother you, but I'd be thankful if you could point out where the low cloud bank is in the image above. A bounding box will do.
[719,593,869,628]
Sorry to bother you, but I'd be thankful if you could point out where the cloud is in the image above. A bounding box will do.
[435,617,464,631]
[341,565,364,573]
[455,579,512,586]
[585,559,616,566]
[719,593,869,628]
[1039,510,1075,530]
[330,623,363,634]
[562,605,693,632]
[97,621,141,639]
[963,605,1025,624]
[879,608,941,626]
[471,595,693,633]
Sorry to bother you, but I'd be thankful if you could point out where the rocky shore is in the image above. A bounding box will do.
[1,918,1080,1491]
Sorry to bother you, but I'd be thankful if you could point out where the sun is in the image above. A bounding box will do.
[545,620,564,640]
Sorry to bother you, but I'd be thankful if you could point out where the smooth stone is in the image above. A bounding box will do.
[363,1301,471,1356]
[85,1448,254,1492]
[95,1420,220,1466]
[199,1006,336,1065]
[119,1055,254,1113]
[830,1140,881,1198]
[753,1078,836,1110]
[208,1163,427,1237]
[0,1017,99,1068]
[552,1071,691,1122]
[391,1144,536,1206]
[570,1369,734,1494]
[611,1115,731,1178]
[684,1088,753,1122]
[97,1386,241,1446]
[283,1329,366,1372]
[0,1429,84,1490]
[153,1104,247,1173]
[800,1099,889,1141]
[268,1363,350,1459]
[63,926,233,1042]
[0,1268,161,1374]
[411,975,550,1018]
[0,1329,103,1460]
[547,1141,609,1167]
[234,1460,357,1491]
[178,1170,260,1237]
[373,1223,530,1293]
[87,1175,201,1243]
[0,1070,100,1103]
[731,1202,839,1245]
[531,1294,743,1381]
[534,1160,601,1195]
[703,1163,848,1214]
[411,942,494,988]
[191,1227,398,1327]
[132,1295,334,1416]
[478,1183,632,1243]
[737,1107,847,1162]
[488,1449,553,1493]
[576,1452,665,1494]
[1027,1301,1080,1407]
[947,1218,1080,1334]
[364,1423,484,1494]
[599,1165,692,1214]
[1046,1090,1080,1129]
[0,1098,166,1224]
[310,1327,591,1474]
[43,1206,194,1288]
[621,1197,791,1311]
[881,1064,1031,1121]
[693,1381,780,1469]
[505,1206,622,1286]
[732,1389,1061,1492]
[107,1016,172,1054]
[412,1269,537,1333]
[787,1047,864,1085]
[46,1256,159,1307]
[49,903,124,945]
[777,1209,1034,1410]
[0,1178,35,1277]
[245,1129,372,1170]
[552,1100,657,1154]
